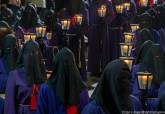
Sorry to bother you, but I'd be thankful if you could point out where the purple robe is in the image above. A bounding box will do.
[131,64,159,97]
[0,58,8,93]
[4,68,36,114]
[36,83,89,114]
[158,82,165,98]
[81,95,142,114]
[131,64,160,111]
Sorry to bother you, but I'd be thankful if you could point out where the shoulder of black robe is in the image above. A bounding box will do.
[140,43,165,84]
[92,59,132,114]
[135,40,153,64]
[19,4,38,29]
[0,21,12,48]
[135,28,154,59]
[1,34,18,73]
[137,12,152,29]
[0,7,15,26]
[16,40,46,85]
[46,47,86,106]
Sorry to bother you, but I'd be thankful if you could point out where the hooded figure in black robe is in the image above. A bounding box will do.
[4,40,46,114]
[19,4,40,29]
[134,28,154,57]
[0,21,18,93]
[82,59,142,114]
[0,7,17,29]
[138,12,161,43]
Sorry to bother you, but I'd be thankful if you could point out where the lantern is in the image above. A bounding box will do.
[23,33,31,42]
[74,14,83,25]
[120,57,134,70]
[30,33,36,41]
[115,4,124,13]
[130,24,140,32]
[123,2,131,10]
[61,19,71,30]
[120,43,133,57]
[97,5,107,17]
[36,26,46,37]
[139,0,149,7]
[47,32,52,40]
[123,32,134,43]
[137,72,153,90]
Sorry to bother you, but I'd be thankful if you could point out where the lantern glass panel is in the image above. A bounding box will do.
[137,72,153,90]
[115,4,124,13]
[120,43,133,56]
[130,24,140,32]
[97,5,107,17]
[120,57,134,70]
[61,19,71,30]
[123,32,134,43]
[47,32,52,40]
[75,14,83,25]
[123,2,131,10]
[140,0,148,7]
[30,33,36,41]
[24,34,31,42]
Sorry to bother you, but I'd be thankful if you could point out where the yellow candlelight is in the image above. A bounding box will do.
[120,43,133,56]
[130,24,140,32]
[140,0,148,6]
[30,34,36,41]
[24,34,31,42]
[123,2,131,10]
[61,19,71,30]
[115,4,124,13]
[47,32,52,40]
[97,5,107,17]
[124,32,134,43]
[120,57,134,70]
[75,14,83,25]
[137,72,153,90]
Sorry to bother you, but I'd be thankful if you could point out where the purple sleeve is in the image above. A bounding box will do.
[4,72,16,114]
[131,64,140,97]
[79,89,89,111]
[15,27,24,39]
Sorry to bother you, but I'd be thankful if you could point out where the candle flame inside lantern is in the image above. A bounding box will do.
[140,0,148,6]
[137,72,153,90]
[115,4,124,13]
[123,32,134,43]
[97,5,107,17]
[130,24,140,32]
[123,2,131,10]
[61,19,71,30]
[75,14,83,25]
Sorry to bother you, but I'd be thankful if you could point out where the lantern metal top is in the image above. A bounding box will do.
[120,42,133,45]
[137,72,152,75]
[119,57,134,60]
